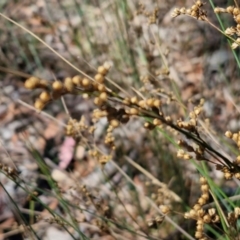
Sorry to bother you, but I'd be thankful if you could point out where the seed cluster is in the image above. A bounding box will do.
[147,215,164,229]
[172,1,207,21]
[177,99,204,131]
[214,6,240,49]
[88,149,112,166]
[176,99,206,161]
[219,130,240,179]
[184,177,218,240]
[227,207,240,226]
[136,4,159,25]
[0,163,19,180]
[24,63,110,111]
[65,116,90,138]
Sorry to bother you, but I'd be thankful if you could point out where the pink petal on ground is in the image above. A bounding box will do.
[58,137,76,169]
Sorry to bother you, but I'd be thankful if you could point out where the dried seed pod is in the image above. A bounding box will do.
[203,214,211,223]
[94,97,103,106]
[97,84,106,92]
[193,204,201,211]
[208,208,216,217]
[99,92,107,101]
[153,99,161,108]
[146,98,154,107]
[159,205,170,214]
[199,177,207,184]
[195,231,203,239]
[235,14,240,24]
[225,131,233,138]
[39,91,51,102]
[233,7,240,16]
[130,96,138,104]
[72,75,82,86]
[196,223,203,231]
[25,77,40,89]
[94,73,104,83]
[64,77,74,92]
[198,197,206,206]
[196,0,203,7]
[129,108,139,115]
[97,66,108,75]
[138,100,146,109]
[226,6,234,14]
[153,118,161,126]
[82,78,90,87]
[110,119,119,128]
[201,184,209,193]
[52,81,63,91]
[34,98,45,110]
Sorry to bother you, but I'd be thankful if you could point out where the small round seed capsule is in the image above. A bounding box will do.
[153,118,161,126]
[198,197,206,206]
[203,214,211,223]
[110,119,119,128]
[94,73,104,83]
[146,98,154,107]
[130,96,138,104]
[72,75,82,86]
[159,205,170,214]
[138,100,146,108]
[25,77,40,89]
[225,130,232,138]
[226,6,234,14]
[199,177,207,184]
[129,108,139,115]
[233,7,240,16]
[97,84,106,92]
[202,193,209,201]
[34,98,45,110]
[153,99,161,108]
[99,92,107,101]
[82,78,90,87]
[52,81,63,91]
[94,97,103,106]
[64,77,74,92]
[82,93,89,99]
[39,91,51,102]
[97,66,108,75]
[195,231,203,239]
[236,14,240,24]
